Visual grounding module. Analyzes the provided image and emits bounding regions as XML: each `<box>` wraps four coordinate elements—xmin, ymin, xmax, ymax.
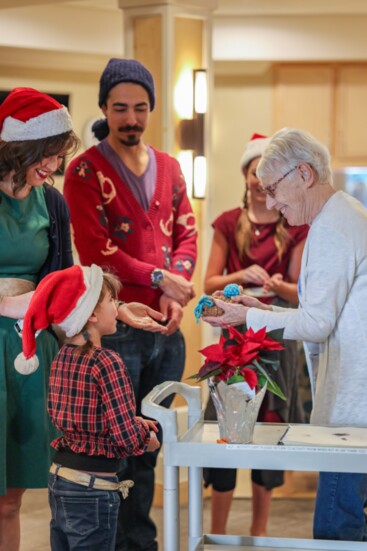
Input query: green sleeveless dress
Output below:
<box><xmin>0</xmin><ymin>186</ymin><xmax>59</xmax><ymax>495</ymax></box>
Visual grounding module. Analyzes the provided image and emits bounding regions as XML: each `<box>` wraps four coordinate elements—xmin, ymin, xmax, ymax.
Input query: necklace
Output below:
<box><xmin>254</xmin><ymin>226</ymin><xmax>262</xmax><ymax>237</ymax></box>
<box><xmin>246</xmin><ymin>210</ymin><xmax>279</xmax><ymax>237</ymax></box>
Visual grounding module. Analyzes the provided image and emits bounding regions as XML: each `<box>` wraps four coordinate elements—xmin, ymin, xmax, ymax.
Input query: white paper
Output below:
<box><xmin>279</xmin><ymin>424</ymin><xmax>367</xmax><ymax>448</ymax></box>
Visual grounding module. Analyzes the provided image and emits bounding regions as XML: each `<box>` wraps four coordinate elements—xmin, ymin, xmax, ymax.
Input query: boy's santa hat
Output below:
<box><xmin>14</xmin><ymin>265</ymin><xmax>103</xmax><ymax>375</ymax></box>
<box><xmin>240</xmin><ymin>133</ymin><xmax>271</xmax><ymax>170</ymax></box>
<box><xmin>0</xmin><ymin>87</ymin><xmax>73</xmax><ymax>142</ymax></box>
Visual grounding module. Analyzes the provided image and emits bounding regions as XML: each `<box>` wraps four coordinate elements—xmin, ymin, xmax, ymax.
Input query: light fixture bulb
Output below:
<box><xmin>194</xmin><ymin>70</ymin><xmax>207</xmax><ymax>114</ymax></box>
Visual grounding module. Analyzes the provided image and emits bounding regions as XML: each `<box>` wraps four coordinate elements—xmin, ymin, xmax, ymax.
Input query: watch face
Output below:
<box><xmin>152</xmin><ymin>269</ymin><xmax>164</xmax><ymax>286</ymax></box>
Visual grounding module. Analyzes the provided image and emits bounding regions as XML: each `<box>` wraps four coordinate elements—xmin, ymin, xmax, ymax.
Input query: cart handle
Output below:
<box><xmin>142</xmin><ymin>381</ymin><xmax>202</xmax><ymax>443</ymax></box>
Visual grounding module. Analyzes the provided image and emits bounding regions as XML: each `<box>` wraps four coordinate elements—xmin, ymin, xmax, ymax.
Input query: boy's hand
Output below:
<box><xmin>136</xmin><ymin>416</ymin><xmax>159</xmax><ymax>432</ymax></box>
<box><xmin>146</xmin><ymin>432</ymin><xmax>160</xmax><ymax>452</ymax></box>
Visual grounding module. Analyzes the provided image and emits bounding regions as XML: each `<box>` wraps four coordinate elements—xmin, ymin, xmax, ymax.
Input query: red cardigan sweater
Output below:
<box><xmin>64</xmin><ymin>146</ymin><xmax>197</xmax><ymax>310</ymax></box>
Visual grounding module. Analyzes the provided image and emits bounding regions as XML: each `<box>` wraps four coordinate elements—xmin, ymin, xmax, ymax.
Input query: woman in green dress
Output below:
<box><xmin>0</xmin><ymin>87</ymin><xmax>79</xmax><ymax>551</ymax></box>
<box><xmin>0</xmin><ymin>88</ymin><xmax>170</xmax><ymax>551</ymax></box>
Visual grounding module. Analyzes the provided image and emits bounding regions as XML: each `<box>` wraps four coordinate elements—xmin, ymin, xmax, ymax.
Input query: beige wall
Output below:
<box><xmin>210</xmin><ymin>70</ymin><xmax>273</xmax><ymax>221</ymax></box>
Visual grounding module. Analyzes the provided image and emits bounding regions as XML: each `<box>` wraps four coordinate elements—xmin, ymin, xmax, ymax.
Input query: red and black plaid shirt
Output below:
<box><xmin>47</xmin><ymin>344</ymin><xmax>150</xmax><ymax>458</ymax></box>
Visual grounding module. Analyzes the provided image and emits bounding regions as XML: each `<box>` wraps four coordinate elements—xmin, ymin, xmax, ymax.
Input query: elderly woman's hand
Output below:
<box><xmin>231</xmin><ymin>294</ymin><xmax>271</xmax><ymax>310</ymax></box>
<box><xmin>202</xmin><ymin>298</ymin><xmax>249</xmax><ymax>327</ymax></box>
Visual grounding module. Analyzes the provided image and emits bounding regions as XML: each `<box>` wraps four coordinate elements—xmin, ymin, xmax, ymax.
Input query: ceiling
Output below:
<box><xmin>2</xmin><ymin>0</ymin><xmax>367</xmax><ymax>14</ymax></box>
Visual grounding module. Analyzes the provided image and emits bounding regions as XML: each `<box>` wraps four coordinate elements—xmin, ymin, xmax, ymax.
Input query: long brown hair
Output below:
<box><xmin>235</xmin><ymin>173</ymin><xmax>290</xmax><ymax>263</ymax></box>
<box><xmin>78</xmin><ymin>272</ymin><xmax>122</xmax><ymax>355</ymax></box>
<box><xmin>0</xmin><ymin>131</ymin><xmax>80</xmax><ymax>196</ymax></box>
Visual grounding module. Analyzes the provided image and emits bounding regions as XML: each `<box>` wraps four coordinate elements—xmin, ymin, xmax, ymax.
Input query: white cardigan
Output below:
<box><xmin>247</xmin><ymin>191</ymin><xmax>367</xmax><ymax>426</ymax></box>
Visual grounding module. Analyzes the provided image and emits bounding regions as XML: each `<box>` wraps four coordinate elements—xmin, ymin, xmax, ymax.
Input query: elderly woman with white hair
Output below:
<box><xmin>203</xmin><ymin>127</ymin><xmax>367</xmax><ymax>542</ymax></box>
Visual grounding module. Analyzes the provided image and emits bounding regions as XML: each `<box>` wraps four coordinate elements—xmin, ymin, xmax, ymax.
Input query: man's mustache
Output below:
<box><xmin>118</xmin><ymin>125</ymin><xmax>143</xmax><ymax>133</ymax></box>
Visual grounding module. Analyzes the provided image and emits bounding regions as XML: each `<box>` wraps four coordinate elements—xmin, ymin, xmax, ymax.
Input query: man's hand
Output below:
<box><xmin>118</xmin><ymin>302</ymin><xmax>168</xmax><ymax>334</ymax></box>
<box><xmin>159</xmin><ymin>294</ymin><xmax>183</xmax><ymax>336</ymax></box>
<box><xmin>159</xmin><ymin>271</ymin><xmax>195</xmax><ymax>306</ymax></box>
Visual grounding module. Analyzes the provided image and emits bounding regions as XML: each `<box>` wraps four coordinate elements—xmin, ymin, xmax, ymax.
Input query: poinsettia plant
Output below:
<box><xmin>189</xmin><ymin>326</ymin><xmax>286</xmax><ymax>400</ymax></box>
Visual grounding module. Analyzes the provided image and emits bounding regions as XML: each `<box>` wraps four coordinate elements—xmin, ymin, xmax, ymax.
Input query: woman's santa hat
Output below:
<box><xmin>0</xmin><ymin>87</ymin><xmax>73</xmax><ymax>142</ymax></box>
<box><xmin>240</xmin><ymin>133</ymin><xmax>271</xmax><ymax>170</ymax></box>
<box><xmin>14</xmin><ymin>265</ymin><xmax>103</xmax><ymax>375</ymax></box>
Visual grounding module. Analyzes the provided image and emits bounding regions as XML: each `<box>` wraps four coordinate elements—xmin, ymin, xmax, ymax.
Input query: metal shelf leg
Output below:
<box><xmin>188</xmin><ymin>466</ymin><xmax>203</xmax><ymax>551</ymax></box>
<box><xmin>164</xmin><ymin>465</ymin><xmax>180</xmax><ymax>551</ymax></box>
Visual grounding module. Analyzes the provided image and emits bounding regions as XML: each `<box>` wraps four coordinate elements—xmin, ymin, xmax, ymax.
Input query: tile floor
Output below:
<box><xmin>20</xmin><ymin>489</ymin><xmax>314</xmax><ymax>550</ymax></box>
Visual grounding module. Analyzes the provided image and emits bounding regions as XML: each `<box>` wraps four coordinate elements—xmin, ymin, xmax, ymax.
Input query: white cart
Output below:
<box><xmin>142</xmin><ymin>381</ymin><xmax>367</xmax><ymax>551</ymax></box>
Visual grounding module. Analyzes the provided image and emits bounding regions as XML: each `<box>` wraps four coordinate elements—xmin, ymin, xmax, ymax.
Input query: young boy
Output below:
<box><xmin>14</xmin><ymin>264</ymin><xmax>160</xmax><ymax>551</ymax></box>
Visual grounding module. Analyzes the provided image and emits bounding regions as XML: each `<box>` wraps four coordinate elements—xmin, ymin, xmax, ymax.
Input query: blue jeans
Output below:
<box><xmin>314</xmin><ymin>472</ymin><xmax>367</xmax><ymax>541</ymax></box>
<box><xmin>102</xmin><ymin>324</ymin><xmax>185</xmax><ymax>551</ymax></box>
<box><xmin>48</xmin><ymin>471</ymin><xmax>120</xmax><ymax>551</ymax></box>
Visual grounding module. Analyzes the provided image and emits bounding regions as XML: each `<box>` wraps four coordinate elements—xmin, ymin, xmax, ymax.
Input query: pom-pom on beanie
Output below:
<box><xmin>14</xmin><ymin>265</ymin><xmax>103</xmax><ymax>375</ymax></box>
<box><xmin>240</xmin><ymin>133</ymin><xmax>271</xmax><ymax>171</ymax></box>
<box><xmin>0</xmin><ymin>87</ymin><xmax>73</xmax><ymax>142</ymax></box>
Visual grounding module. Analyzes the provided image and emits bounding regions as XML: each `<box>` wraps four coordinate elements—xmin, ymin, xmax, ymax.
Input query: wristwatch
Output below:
<box><xmin>151</xmin><ymin>268</ymin><xmax>164</xmax><ymax>289</ymax></box>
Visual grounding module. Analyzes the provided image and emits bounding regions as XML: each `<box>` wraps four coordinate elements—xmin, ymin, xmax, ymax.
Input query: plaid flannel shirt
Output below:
<box><xmin>47</xmin><ymin>344</ymin><xmax>150</xmax><ymax>458</ymax></box>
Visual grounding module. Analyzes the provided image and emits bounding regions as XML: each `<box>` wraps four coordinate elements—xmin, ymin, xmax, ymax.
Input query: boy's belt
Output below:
<box><xmin>50</xmin><ymin>463</ymin><xmax>134</xmax><ymax>499</ymax></box>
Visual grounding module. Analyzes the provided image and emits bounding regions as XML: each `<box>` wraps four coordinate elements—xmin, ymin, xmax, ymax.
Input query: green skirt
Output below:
<box><xmin>0</xmin><ymin>316</ymin><xmax>59</xmax><ymax>495</ymax></box>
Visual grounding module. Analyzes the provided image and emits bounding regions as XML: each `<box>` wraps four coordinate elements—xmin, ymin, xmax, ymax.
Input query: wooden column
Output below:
<box><xmin>119</xmin><ymin>0</ymin><xmax>216</xmax><ymax>384</ymax></box>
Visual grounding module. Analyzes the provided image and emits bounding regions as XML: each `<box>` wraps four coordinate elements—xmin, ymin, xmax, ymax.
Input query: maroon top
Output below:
<box><xmin>213</xmin><ymin>207</ymin><xmax>308</xmax><ymax>283</ymax></box>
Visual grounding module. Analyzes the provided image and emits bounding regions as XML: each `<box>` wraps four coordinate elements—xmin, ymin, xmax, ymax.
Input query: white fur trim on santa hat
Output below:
<box><xmin>240</xmin><ymin>136</ymin><xmax>271</xmax><ymax>170</ymax></box>
<box><xmin>1</xmin><ymin>105</ymin><xmax>73</xmax><ymax>142</ymax></box>
<box><xmin>14</xmin><ymin>353</ymin><xmax>39</xmax><ymax>375</ymax></box>
<box><xmin>59</xmin><ymin>264</ymin><xmax>103</xmax><ymax>338</ymax></box>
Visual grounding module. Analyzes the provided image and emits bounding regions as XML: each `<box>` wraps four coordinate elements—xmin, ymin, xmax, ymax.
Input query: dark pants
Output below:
<box><xmin>102</xmin><ymin>323</ymin><xmax>185</xmax><ymax>551</ymax></box>
<box><xmin>48</xmin><ymin>472</ymin><xmax>120</xmax><ymax>551</ymax></box>
<box><xmin>314</xmin><ymin>472</ymin><xmax>367</xmax><ymax>541</ymax></box>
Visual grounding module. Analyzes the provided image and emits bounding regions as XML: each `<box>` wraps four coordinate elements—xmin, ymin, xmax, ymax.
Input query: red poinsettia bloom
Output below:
<box><xmin>242</xmin><ymin>326</ymin><xmax>284</xmax><ymax>352</ymax></box>
<box><xmin>192</xmin><ymin>326</ymin><xmax>285</xmax><ymax>400</ymax></box>
<box><xmin>239</xmin><ymin>367</ymin><xmax>258</xmax><ymax>389</ymax></box>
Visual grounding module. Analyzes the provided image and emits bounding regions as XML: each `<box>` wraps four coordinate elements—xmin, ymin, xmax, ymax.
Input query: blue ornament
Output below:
<box><xmin>223</xmin><ymin>283</ymin><xmax>241</xmax><ymax>298</ymax></box>
<box><xmin>194</xmin><ymin>295</ymin><xmax>215</xmax><ymax>323</ymax></box>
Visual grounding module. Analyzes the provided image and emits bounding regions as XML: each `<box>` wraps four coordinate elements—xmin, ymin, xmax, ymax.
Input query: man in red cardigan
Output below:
<box><xmin>64</xmin><ymin>58</ymin><xmax>197</xmax><ymax>551</ymax></box>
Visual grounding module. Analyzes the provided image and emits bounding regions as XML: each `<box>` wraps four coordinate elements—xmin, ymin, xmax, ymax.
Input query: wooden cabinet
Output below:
<box><xmin>275</xmin><ymin>63</ymin><xmax>367</xmax><ymax>165</ymax></box>
<box><xmin>336</xmin><ymin>66</ymin><xmax>367</xmax><ymax>160</ymax></box>
<box><xmin>274</xmin><ymin>65</ymin><xmax>334</xmax><ymax>151</ymax></box>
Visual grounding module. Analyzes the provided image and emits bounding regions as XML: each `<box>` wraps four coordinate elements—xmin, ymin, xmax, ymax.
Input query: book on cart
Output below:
<box><xmin>278</xmin><ymin>424</ymin><xmax>367</xmax><ymax>448</ymax></box>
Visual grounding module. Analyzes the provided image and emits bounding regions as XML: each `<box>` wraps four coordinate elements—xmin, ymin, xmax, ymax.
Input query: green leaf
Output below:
<box><xmin>258</xmin><ymin>358</ymin><xmax>281</xmax><ymax>370</ymax></box>
<box><xmin>266</xmin><ymin>379</ymin><xmax>286</xmax><ymax>400</ymax></box>
<box><xmin>227</xmin><ymin>374</ymin><xmax>245</xmax><ymax>385</ymax></box>
<box><xmin>194</xmin><ymin>368</ymin><xmax>223</xmax><ymax>382</ymax></box>
<box><xmin>253</xmin><ymin>359</ymin><xmax>286</xmax><ymax>401</ymax></box>
<box><xmin>266</xmin><ymin>328</ymin><xmax>285</xmax><ymax>341</ymax></box>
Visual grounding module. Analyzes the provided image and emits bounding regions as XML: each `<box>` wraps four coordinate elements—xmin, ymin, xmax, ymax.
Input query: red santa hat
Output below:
<box><xmin>14</xmin><ymin>264</ymin><xmax>103</xmax><ymax>375</ymax></box>
<box><xmin>0</xmin><ymin>87</ymin><xmax>73</xmax><ymax>142</ymax></box>
<box><xmin>240</xmin><ymin>133</ymin><xmax>271</xmax><ymax>170</ymax></box>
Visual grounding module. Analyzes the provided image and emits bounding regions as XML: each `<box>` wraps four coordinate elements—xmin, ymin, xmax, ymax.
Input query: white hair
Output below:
<box><xmin>257</xmin><ymin>128</ymin><xmax>332</xmax><ymax>184</ymax></box>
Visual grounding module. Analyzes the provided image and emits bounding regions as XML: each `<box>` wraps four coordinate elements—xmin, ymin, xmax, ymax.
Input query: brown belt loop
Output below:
<box><xmin>88</xmin><ymin>474</ymin><xmax>96</xmax><ymax>490</ymax></box>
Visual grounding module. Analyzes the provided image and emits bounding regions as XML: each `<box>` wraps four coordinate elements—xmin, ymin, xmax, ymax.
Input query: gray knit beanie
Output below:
<box><xmin>98</xmin><ymin>58</ymin><xmax>155</xmax><ymax>110</ymax></box>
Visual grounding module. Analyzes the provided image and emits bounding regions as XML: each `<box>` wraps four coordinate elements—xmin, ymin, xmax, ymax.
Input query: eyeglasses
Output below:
<box><xmin>261</xmin><ymin>166</ymin><xmax>298</xmax><ymax>198</ymax></box>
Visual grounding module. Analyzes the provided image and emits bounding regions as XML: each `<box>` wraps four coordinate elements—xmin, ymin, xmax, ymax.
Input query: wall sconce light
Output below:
<box><xmin>177</xmin><ymin>69</ymin><xmax>207</xmax><ymax>199</ymax></box>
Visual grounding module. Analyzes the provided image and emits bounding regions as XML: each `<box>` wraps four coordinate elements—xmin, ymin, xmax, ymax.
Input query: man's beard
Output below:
<box><xmin>119</xmin><ymin>125</ymin><xmax>143</xmax><ymax>147</ymax></box>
